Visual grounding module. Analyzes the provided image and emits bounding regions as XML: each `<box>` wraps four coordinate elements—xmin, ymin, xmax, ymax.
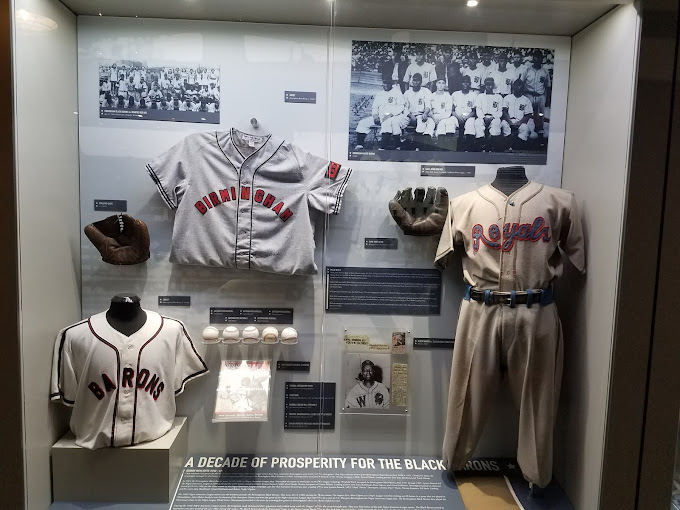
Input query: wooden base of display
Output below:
<box><xmin>51</xmin><ymin>416</ymin><xmax>187</xmax><ymax>503</ymax></box>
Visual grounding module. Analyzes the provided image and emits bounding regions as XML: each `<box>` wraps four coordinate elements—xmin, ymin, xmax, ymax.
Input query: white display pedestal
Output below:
<box><xmin>51</xmin><ymin>417</ymin><xmax>187</xmax><ymax>503</ymax></box>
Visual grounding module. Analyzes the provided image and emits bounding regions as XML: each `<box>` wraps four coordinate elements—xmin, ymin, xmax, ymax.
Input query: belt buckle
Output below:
<box><xmin>498</xmin><ymin>294</ymin><xmax>511</xmax><ymax>306</ymax></box>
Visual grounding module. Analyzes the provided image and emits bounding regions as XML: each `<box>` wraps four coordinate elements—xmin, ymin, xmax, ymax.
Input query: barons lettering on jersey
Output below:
<box><xmin>472</xmin><ymin>217</ymin><xmax>552</xmax><ymax>252</ymax></box>
<box><xmin>194</xmin><ymin>185</ymin><xmax>294</xmax><ymax>222</ymax></box>
<box><xmin>88</xmin><ymin>367</ymin><xmax>165</xmax><ymax>401</ymax></box>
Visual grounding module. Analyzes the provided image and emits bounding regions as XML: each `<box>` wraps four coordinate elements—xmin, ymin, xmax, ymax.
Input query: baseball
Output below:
<box><xmin>242</xmin><ymin>325</ymin><xmax>260</xmax><ymax>344</ymax></box>
<box><xmin>262</xmin><ymin>326</ymin><xmax>279</xmax><ymax>344</ymax></box>
<box><xmin>201</xmin><ymin>326</ymin><xmax>220</xmax><ymax>344</ymax></box>
<box><xmin>222</xmin><ymin>326</ymin><xmax>240</xmax><ymax>344</ymax></box>
<box><xmin>281</xmin><ymin>327</ymin><xmax>298</xmax><ymax>345</ymax></box>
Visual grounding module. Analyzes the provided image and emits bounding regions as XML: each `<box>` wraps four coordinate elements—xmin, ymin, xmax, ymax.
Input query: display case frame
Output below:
<box><xmin>2</xmin><ymin>1</ymin><xmax>679</xmax><ymax>509</ymax></box>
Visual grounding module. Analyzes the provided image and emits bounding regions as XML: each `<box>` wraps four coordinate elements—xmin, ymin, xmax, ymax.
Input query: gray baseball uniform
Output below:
<box><xmin>50</xmin><ymin>310</ymin><xmax>207</xmax><ymax>449</ymax></box>
<box><xmin>435</xmin><ymin>181</ymin><xmax>585</xmax><ymax>487</ymax></box>
<box><xmin>345</xmin><ymin>381</ymin><xmax>390</xmax><ymax>409</ymax></box>
<box><xmin>146</xmin><ymin>128</ymin><xmax>352</xmax><ymax>275</ymax></box>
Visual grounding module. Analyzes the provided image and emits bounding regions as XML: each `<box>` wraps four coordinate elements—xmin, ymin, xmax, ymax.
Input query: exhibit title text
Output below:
<box><xmin>184</xmin><ymin>456</ymin><xmax>446</xmax><ymax>471</ymax></box>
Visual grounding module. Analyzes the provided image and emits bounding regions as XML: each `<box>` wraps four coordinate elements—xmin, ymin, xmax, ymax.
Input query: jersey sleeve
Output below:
<box><xmin>50</xmin><ymin>329</ymin><xmax>77</xmax><ymax>407</ymax></box>
<box><xmin>559</xmin><ymin>193</ymin><xmax>586</xmax><ymax>274</ymax></box>
<box><xmin>473</xmin><ymin>94</ymin><xmax>483</xmax><ymax>111</ymax></box>
<box><xmin>435</xmin><ymin>200</ymin><xmax>456</xmax><ymax>270</ymax></box>
<box><xmin>145</xmin><ymin>134</ymin><xmax>205</xmax><ymax>210</ymax></box>
<box><xmin>174</xmin><ymin>323</ymin><xmax>208</xmax><ymax>396</ymax></box>
<box><xmin>295</xmin><ymin>147</ymin><xmax>353</xmax><ymax>215</ymax></box>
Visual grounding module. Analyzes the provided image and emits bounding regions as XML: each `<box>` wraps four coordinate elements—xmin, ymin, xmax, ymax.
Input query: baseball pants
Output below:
<box><xmin>356</xmin><ymin>115</ymin><xmax>408</xmax><ymax>136</ymax></box>
<box><xmin>475</xmin><ymin>116</ymin><xmax>508</xmax><ymax>138</ymax></box>
<box><xmin>422</xmin><ymin>115</ymin><xmax>458</xmax><ymax>136</ymax></box>
<box><xmin>454</xmin><ymin>115</ymin><xmax>476</xmax><ymax>136</ymax></box>
<box><xmin>530</xmin><ymin>94</ymin><xmax>547</xmax><ymax>115</ymax></box>
<box><xmin>442</xmin><ymin>298</ymin><xmax>563</xmax><ymax>488</ymax></box>
<box><xmin>502</xmin><ymin>120</ymin><xmax>530</xmax><ymax>140</ymax></box>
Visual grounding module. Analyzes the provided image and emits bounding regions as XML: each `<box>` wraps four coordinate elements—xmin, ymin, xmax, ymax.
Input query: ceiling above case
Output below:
<box><xmin>58</xmin><ymin>0</ymin><xmax>633</xmax><ymax>36</ymax></box>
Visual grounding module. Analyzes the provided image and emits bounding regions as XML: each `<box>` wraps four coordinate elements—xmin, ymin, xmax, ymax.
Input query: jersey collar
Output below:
<box><xmin>88</xmin><ymin>309</ymin><xmax>162</xmax><ymax>343</ymax></box>
<box><xmin>216</xmin><ymin>129</ymin><xmax>284</xmax><ymax>172</ymax></box>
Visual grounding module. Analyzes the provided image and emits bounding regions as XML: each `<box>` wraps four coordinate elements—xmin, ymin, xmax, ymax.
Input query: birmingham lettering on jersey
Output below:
<box><xmin>87</xmin><ymin>367</ymin><xmax>165</xmax><ymax>401</ymax></box>
<box><xmin>472</xmin><ymin>217</ymin><xmax>552</xmax><ymax>252</ymax></box>
<box><xmin>194</xmin><ymin>185</ymin><xmax>293</xmax><ymax>222</ymax></box>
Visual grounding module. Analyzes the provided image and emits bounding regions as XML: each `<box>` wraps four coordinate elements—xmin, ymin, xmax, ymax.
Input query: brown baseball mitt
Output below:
<box><xmin>388</xmin><ymin>187</ymin><xmax>449</xmax><ymax>236</ymax></box>
<box><xmin>84</xmin><ymin>213</ymin><xmax>150</xmax><ymax>265</ymax></box>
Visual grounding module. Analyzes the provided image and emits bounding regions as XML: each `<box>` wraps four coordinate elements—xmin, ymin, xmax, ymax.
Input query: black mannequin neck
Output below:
<box><xmin>491</xmin><ymin>166</ymin><xmax>529</xmax><ymax>196</ymax></box>
<box><xmin>106</xmin><ymin>294</ymin><xmax>146</xmax><ymax>336</ymax></box>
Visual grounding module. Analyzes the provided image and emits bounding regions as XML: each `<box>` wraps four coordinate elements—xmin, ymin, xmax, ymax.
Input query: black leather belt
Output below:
<box><xmin>464</xmin><ymin>285</ymin><xmax>553</xmax><ymax>307</ymax></box>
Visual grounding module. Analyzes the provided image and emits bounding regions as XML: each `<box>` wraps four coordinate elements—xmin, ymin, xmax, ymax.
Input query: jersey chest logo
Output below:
<box><xmin>88</xmin><ymin>367</ymin><xmax>165</xmax><ymax>401</ymax></box>
<box><xmin>195</xmin><ymin>185</ymin><xmax>294</xmax><ymax>223</ymax></box>
<box><xmin>472</xmin><ymin>217</ymin><xmax>552</xmax><ymax>252</ymax></box>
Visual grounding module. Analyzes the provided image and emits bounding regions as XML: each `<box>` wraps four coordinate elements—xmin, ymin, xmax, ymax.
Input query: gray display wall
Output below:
<box><xmin>77</xmin><ymin>16</ymin><xmax>569</xmax><ymax>459</ymax></box>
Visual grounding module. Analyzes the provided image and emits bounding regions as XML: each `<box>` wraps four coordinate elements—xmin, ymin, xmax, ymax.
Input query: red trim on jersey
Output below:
<box><xmin>131</xmin><ymin>317</ymin><xmax>165</xmax><ymax>445</ymax></box>
<box><xmin>162</xmin><ymin>316</ymin><xmax>208</xmax><ymax>394</ymax></box>
<box><xmin>88</xmin><ymin>318</ymin><xmax>121</xmax><ymax>448</ymax></box>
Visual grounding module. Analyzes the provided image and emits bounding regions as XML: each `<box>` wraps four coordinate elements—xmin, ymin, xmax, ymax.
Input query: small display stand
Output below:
<box><xmin>51</xmin><ymin>417</ymin><xmax>187</xmax><ymax>503</ymax></box>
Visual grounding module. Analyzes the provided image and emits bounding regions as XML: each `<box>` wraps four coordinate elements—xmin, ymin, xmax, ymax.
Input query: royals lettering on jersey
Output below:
<box><xmin>194</xmin><ymin>184</ymin><xmax>294</xmax><ymax>223</ymax></box>
<box><xmin>471</xmin><ymin>217</ymin><xmax>552</xmax><ymax>252</ymax></box>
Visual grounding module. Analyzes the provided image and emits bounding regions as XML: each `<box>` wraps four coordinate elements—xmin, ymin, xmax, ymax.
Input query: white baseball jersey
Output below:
<box><xmin>371</xmin><ymin>87</ymin><xmax>406</xmax><ymax>119</ymax></box>
<box><xmin>429</xmin><ymin>91</ymin><xmax>453</xmax><ymax>117</ymax></box>
<box><xmin>462</xmin><ymin>66</ymin><xmax>483</xmax><ymax>90</ymax></box>
<box><xmin>404</xmin><ymin>87</ymin><xmax>432</xmax><ymax>116</ymax></box>
<box><xmin>146</xmin><ymin>129</ymin><xmax>352</xmax><ymax>275</ymax></box>
<box><xmin>478</xmin><ymin>63</ymin><xmax>497</xmax><ymax>83</ymax></box>
<box><xmin>524</xmin><ymin>65</ymin><xmax>552</xmax><ymax>95</ymax></box>
<box><xmin>50</xmin><ymin>310</ymin><xmax>207</xmax><ymax>450</ymax></box>
<box><xmin>475</xmin><ymin>93</ymin><xmax>504</xmax><ymax>118</ymax></box>
<box><xmin>435</xmin><ymin>181</ymin><xmax>585</xmax><ymax>487</ymax></box>
<box><xmin>511</xmin><ymin>63</ymin><xmax>528</xmax><ymax>82</ymax></box>
<box><xmin>503</xmin><ymin>94</ymin><xmax>534</xmax><ymax>120</ymax></box>
<box><xmin>403</xmin><ymin>62</ymin><xmax>437</xmax><ymax>86</ymax></box>
<box><xmin>490</xmin><ymin>68</ymin><xmax>518</xmax><ymax>95</ymax></box>
<box><xmin>452</xmin><ymin>90</ymin><xmax>476</xmax><ymax>115</ymax></box>
<box><xmin>345</xmin><ymin>382</ymin><xmax>390</xmax><ymax>409</ymax></box>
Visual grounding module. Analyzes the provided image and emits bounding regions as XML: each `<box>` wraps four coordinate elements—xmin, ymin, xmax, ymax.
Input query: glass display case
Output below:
<box><xmin>4</xmin><ymin>1</ymin><xmax>679</xmax><ymax>509</ymax></box>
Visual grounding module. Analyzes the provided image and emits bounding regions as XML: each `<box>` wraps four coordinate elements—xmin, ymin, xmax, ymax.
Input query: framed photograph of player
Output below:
<box><xmin>342</xmin><ymin>353</ymin><xmax>394</xmax><ymax>414</ymax></box>
<box><xmin>348</xmin><ymin>41</ymin><xmax>554</xmax><ymax>165</ymax></box>
<box><xmin>99</xmin><ymin>60</ymin><xmax>221</xmax><ymax>123</ymax></box>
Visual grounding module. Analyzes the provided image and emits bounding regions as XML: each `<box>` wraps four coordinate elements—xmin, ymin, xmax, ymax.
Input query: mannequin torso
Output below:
<box><xmin>490</xmin><ymin>166</ymin><xmax>529</xmax><ymax>196</ymax></box>
<box><xmin>106</xmin><ymin>293</ymin><xmax>146</xmax><ymax>336</ymax></box>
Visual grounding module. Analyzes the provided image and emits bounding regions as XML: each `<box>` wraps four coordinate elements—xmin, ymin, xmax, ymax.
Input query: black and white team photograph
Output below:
<box><xmin>343</xmin><ymin>354</ymin><xmax>391</xmax><ymax>411</ymax></box>
<box><xmin>349</xmin><ymin>41</ymin><xmax>555</xmax><ymax>164</ymax></box>
<box><xmin>99</xmin><ymin>60</ymin><xmax>221</xmax><ymax>123</ymax></box>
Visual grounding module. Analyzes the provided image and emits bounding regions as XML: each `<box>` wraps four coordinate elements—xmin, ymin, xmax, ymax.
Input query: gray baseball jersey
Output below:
<box><xmin>50</xmin><ymin>310</ymin><xmax>207</xmax><ymax>450</ymax></box>
<box><xmin>146</xmin><ymin>129</ymin><xmax>352</xmax><ymax>275</ymax></box>
<box><xmin>435</xmin><ymin>181</ymin><xmax>585</xmax><ymax>487</ymax></box>
<box><xmin>344</xmin><ymin>382</ymin><xmax>390</xmax><ymax>409</ymax></box>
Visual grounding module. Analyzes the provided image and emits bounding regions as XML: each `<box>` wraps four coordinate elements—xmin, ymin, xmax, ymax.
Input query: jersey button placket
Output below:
<box><xmin>235</xmin><ymin>167</ymin><xmax>252</xmax><ymax>269</ymax></box>
<box><xmin>500</xmin><ymin>199</ymin><xmax>518</xmax><ymax>291</ymax></box>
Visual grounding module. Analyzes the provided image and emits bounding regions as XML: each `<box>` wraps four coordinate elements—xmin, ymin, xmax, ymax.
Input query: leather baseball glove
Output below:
<box><xmin>388</xmin><ymin>187</ymin><xmax>449</xmax><ymax>236</ymax></box>
<box><xmin>84</xmin><ymin>213</ymin><xmax>150</xmax><ymax>265</ymax></box>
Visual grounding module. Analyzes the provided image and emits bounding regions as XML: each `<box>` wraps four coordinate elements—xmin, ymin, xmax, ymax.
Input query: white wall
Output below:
<box><xmin>557</xmin><ymin>4</ymin><xmax>640</xmax><ymax>508</ymax></box>
<box><xmin>13</xmin><ymin>0</ymin><xmax>80</xmax><ymax>508</ymax></box>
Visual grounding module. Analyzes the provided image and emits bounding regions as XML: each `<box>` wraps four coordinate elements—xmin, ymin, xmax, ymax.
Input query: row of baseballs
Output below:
<box><xmin>202</xmin><ymin>325</ymin><xmax>298</xmax><ymax>345</ymax></box>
